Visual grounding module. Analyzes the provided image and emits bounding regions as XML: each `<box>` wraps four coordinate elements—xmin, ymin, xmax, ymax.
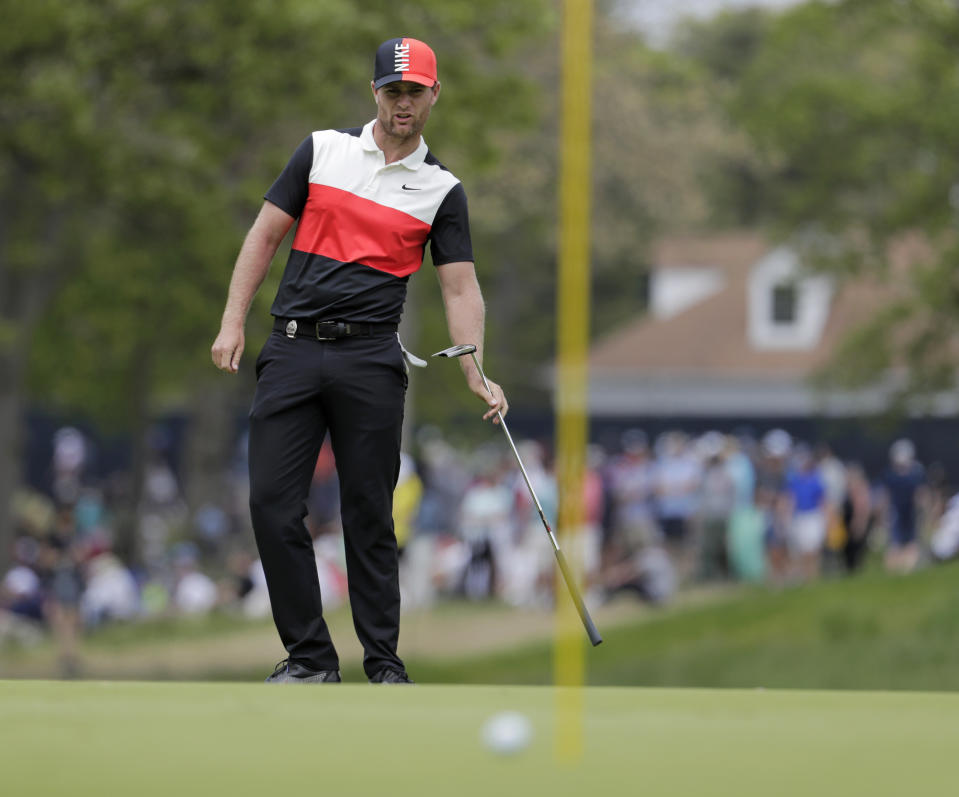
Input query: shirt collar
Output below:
<box><xmin>361</xmin><ymin>120</ymin><xmax>429</xmax><ymax>170</ymax></box>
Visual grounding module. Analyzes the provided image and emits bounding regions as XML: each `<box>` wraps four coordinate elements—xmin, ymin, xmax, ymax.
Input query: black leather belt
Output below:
<box><xmin>274</xmin><ymin>318</ymin><xmax>397</xmax><ymax>340</ymax></box>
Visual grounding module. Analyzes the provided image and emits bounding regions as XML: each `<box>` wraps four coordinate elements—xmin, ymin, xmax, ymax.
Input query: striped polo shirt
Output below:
<box><xmin>264</xmin><ymin>120</ymin><xmax>473</xmax><ymax>324</ymax></box>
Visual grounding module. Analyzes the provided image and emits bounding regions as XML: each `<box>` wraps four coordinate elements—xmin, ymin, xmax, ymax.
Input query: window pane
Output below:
<box><xmin>772</xmin><ymin>284</ymin><xmax>797</xmax><ymax>324</ymax></box>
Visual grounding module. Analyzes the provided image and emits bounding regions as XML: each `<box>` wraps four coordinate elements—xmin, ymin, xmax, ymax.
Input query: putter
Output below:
<box><xmin>433</xmin><ymin>344</ymin><xmax>603</xmax><ymax>646</ymax></box>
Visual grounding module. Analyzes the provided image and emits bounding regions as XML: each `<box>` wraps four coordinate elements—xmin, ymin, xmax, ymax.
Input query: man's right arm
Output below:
<box><xmin>211</xmin><ymin>201</ymin><xmax>295</xmax><ymax>373</ymax></box>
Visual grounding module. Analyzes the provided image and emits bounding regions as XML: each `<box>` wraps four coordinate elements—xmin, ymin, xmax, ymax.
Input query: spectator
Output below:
<box><xmin>653</xmin><ymin>431</ymin><xmax>702</xmax><ymax>581</ymax></box>
<box><xmin>816</xmin><ymin>443</ymin><xmax>848</xmax><ymax>566</ymax></box>
<box><xmin>726</xmin><ymin>485</ymin><xmax>771</xmax><ymax>583</ymax></box>
<box><xmin>784</xmin><ymin>445</ymin><xmax>828</xmax><ymax>582</ymax></box>
<box><xmin>757</xmin><ymin>429</ymin><xmax>793</xmax><ymax>583</ymax></box>
<box><xmin>696</xmin><ymin>433</ymin><xmax>736</xmax><ymax>582</ymax></box>
<box><xmin>0</xmin><ymin>563</ymin><xmax>45</xmax><ymax>645</ymax></box>
<box><xmin>507</xmin><ymin>441</ymin><xmax>558</xmax><ymax>604</ymax></box>
<box><xmin>841</xmin><ymin>462</ymin><xmax>875</xmax><ymax>573</ymax></box>
<box><xmin>458</xmin><ymin>453</ymin><xmax>513</xmax><ymax>600</ymax></box>
<box><xmin>51</xmin><ymin>427</ymin><xmax>89</xmax><ymax>506</ymax></box>
<box><xmin>415</xmin><ymin>433</ymin><xmax>471</xmax><ymax>537</ymax></box>
<box><xmin>880</xmin><ymin>439</ymin><xmax>926</xmax><ymax>573</ymax></box>
<box><xmin>930</xmin><ymin>491</ymin><xmax>959</xmax><ymax>562</ymax></box>
<box><xmin>170</xmin><ymin>544</ymin><xmax>218</xmax><ymax>616</ymax></box>
<box><xmin>600</xmin><ymin>540</ymin><xmax>677</xmax><ymax>605</ymax></box>
<box><xmin>80</xmin><ymin>552</ymin><xmax>139</xmax><ymax>626</ymax></box>
<box><xmin>578</xmin><ymin>444</ymin><xmax>608</xmax><ymax>599</ymax></box>
<box><xmin>37</xmin><ymin>527</ymin><xmax>84</xmax><ymax>677</ymax></box>
<box><xmin>605</xmin><ymin>429</ymin><xmax>658</xmax><ymax>578</ymax></box>
<box><xmin>725</xmin><ymin>433</ymin><xmax>757</xmax><ymax>510</ymax></box>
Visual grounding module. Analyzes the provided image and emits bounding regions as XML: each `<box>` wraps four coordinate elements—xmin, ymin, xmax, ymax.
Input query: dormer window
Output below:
<box><xmin>771</xmin><ymin>283</ymin><xmax>797</xmax><ymax>324</ymax></box>
<box><xmin>748</xmin><ymin>247</ymin><xmax>833</xmax><ymax>350</ymax></box>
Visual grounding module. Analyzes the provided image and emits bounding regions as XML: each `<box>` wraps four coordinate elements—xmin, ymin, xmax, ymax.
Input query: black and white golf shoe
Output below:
<box><xmin>265</xmin><ymin>659</ymin><xmax>341</xmax><ymax>684</ymax></box>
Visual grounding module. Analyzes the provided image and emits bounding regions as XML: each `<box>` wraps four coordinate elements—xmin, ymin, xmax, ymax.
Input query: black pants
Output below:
<box><xmin>248</xmin><ymin>329</ymin><xmax>407</xmax><ymax>677</ymax></box>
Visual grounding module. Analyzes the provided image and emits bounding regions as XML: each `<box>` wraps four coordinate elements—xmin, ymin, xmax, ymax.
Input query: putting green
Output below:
<box><xmin>2</xmin><ymin>680</ymin><xmax>956</xmax><ymax>796</ymax></box>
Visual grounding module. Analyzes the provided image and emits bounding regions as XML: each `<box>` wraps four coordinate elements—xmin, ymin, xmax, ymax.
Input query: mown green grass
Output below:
<box><xmin>6</xmin><ymin>565</ymin><xmax>959</xmax><ymax>795</ymax></box>
<box><xmin>405</xmin><ymin>561</ymin><xmax>959</xmax><ymax>690</ymax></box>
<box><xmin>3</xmin><ymin>679</ymin><xmax>958</xmax><ymax>797</ymax></box>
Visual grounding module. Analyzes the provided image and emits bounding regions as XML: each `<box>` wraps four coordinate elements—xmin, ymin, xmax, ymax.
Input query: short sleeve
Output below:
<box><xmin>264</xmin><ymin>136</ymin><xmax>313</xmax><ymax>219</ymax></box>
<box><xmin>429</xmin><ymin>182</ymin><xmax>474</xmax><ymax>266</ymax></box>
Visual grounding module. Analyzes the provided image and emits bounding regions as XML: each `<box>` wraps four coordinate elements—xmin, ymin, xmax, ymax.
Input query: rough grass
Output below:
<box><xmin>5</xmin><ymin>560</ymin><xmax>959</xmax><ymax>691</ymax></box>
<box><xmin>407</xmin><ymin>560</ymin><xmax>959</xmax><ymax>691</ymax></box>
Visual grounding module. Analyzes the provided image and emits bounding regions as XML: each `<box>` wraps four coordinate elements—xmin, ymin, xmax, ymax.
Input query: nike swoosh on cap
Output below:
<box><xmin>401</xmin><ymin>184</ymin><xmax>421</xmax><ymax>191</ymax></box>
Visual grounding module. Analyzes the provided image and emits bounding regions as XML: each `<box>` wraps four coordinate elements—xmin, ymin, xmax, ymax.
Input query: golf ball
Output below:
<box><xmin>481</xmin><ymin>711</ymin><xmax>533</xmax><ymax>755</ymax></box>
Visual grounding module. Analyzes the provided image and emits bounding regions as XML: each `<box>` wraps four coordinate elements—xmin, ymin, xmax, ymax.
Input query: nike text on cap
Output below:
<box><xmin>373</xmin><ymin>37</ymin><xmax>437</xmax><ymax>89</ymax></box>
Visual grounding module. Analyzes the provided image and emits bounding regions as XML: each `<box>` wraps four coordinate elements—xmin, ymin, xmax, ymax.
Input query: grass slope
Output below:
<box><xmin>4</xmin><ymin>560</ymin><xmax>959</xmax><ymax>690</ymax></box>
<box><xmin>3</xmin><ymin>679</ymin><xmax>958</xmax><ymax>797</ymax></box>
<box><xmin>407</xmin><ymin>561</ymin><xmax>959</xmax><ymax>690</ymax></box>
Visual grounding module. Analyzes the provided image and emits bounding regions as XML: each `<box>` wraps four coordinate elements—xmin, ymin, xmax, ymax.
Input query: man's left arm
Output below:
<box><xmin>435</xmin><ymin>261</ymin><xmax>508</xmax><ymax>423</ymax></box>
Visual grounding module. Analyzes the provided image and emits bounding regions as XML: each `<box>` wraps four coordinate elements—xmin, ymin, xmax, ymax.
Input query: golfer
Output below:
<box><xmin>211</xmin><ymin>37</ymin><xmax>507</xmax><ymax>683</ymax></box>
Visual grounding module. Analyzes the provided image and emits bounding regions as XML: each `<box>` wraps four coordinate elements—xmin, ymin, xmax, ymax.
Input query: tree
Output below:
<box><xmin>409</xmin><ymin>12</ymin><xmax>757</xmax><ymax>430</ymax></box>
<box><xmin>671</xmin><ymin>7</ymin><xmax>775</xmax><ymax>227</ymax></box>
<box><xmin>2</xmin><ymin>0</ymin><xmax>553</xmax><ymax>567</ymax></box>
<box><xmin>726</xmin><ymin>0</ymin><xmax>959</xmax><ymax>402</ymax></box>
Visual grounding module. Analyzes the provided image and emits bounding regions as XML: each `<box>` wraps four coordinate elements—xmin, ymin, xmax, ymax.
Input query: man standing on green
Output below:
<box><xmin>211</xmin><ymin>37</ymin><xmax>507</xmax><ymax>683</ymax></box>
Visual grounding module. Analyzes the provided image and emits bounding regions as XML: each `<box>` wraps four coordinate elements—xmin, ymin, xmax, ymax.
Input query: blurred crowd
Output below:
<box><xmin>399</xmin><ymin>425</ymin><xmax>950</xmax><ymax>612</ymax></box>
<box><xmin>2</xmin><ymin>422</ymin><xmax>955</xmax><ymax>674</ymax></box>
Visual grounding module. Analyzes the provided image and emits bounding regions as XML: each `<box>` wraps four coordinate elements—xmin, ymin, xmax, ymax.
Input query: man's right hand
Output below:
<box><xmin>211</xmin><ymin>326</ymin><xmax>245</xmax><ymax>373</ymax></box>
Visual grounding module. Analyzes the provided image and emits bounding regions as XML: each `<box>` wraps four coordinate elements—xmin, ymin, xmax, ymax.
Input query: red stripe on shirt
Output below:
<box><xmin>291</xmin><ymin>183</ymin><xmax>430</xmax><ymax>278</ymax></box>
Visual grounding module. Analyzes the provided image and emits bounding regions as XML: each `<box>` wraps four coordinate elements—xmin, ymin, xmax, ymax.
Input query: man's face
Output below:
<box><xmin>372</xmin><ymin>80</ymin><xmax>440</xmax><ymax>141</ymax></box>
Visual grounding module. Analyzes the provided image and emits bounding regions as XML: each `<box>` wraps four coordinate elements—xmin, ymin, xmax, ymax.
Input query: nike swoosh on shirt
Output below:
<box><xmin>401</xmin><ymin>184</ymin><xmax>421</xmax><ymax>191</ymax></box>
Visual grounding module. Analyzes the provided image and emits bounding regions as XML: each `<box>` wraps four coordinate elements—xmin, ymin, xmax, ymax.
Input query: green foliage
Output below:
<box><xmin>2</xmin><ymin>0</ymin><xmax>553</xmax><ymax>428</ymax></box>
<box><xmin>725</xmin><ymin>0</ymin><xmax>959</xmax><ymax>399</ymax></box>
<box><xmin>415</xmin><ymin>13</ymin><xmax>763</xmax><ymax>423</ymax></box>
<box><xmin>675</xmin><ymin>8</ymin><xmax>771</xmax><ymax>86</ymax></box>
<box><xmin>5</xmin><ymin>0</ymin><xmax>761</xmax><ymax>440</ymax></box>
<box><xmin>18</xmin><ymin>0</ymin><xmax>957</xmax><ymax>486</ymax></box>
<box><xmin>811</xmin><ymin>302</ymin><xmax>908</xmax><ymax>390</ymax></box>
<box><xmin>670</xmin><ymin>8</ymin><xmax>775</xmax><ymax>226</ymax></box>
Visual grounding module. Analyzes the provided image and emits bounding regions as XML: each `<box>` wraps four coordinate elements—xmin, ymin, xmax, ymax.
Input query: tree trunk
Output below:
<box><xmin>0</xmin><ymin>351</ymin><xmax>24</xmax><ymax>574</ymax></box>
<box><xmin>0</xmin><ymin>199</ymin><xmax>70</xmax><ymax>571</ymax></box>
<box><xmin>113</xmin><ymin>343</ymin><xmax>153</xmax><ymax>567</ymax></box>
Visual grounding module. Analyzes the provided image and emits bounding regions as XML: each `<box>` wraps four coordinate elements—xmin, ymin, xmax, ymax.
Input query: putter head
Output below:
<box><xmin>432</xmin><ymin>344</ymin><xmax>477</xmax><ymax>359</ymax></box>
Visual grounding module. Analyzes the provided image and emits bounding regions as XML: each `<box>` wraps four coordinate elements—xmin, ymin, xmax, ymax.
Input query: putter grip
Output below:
<box><xmin>554</xmin><ymin>548</ymin><xmax>603</xmax><ymax>647</ymax></box>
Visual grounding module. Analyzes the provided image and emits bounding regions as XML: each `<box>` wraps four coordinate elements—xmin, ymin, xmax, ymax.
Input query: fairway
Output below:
<box><xmin>2</xmin><ymin>680</ymin><xmax>957</xmax><ymax>796</ymax></box>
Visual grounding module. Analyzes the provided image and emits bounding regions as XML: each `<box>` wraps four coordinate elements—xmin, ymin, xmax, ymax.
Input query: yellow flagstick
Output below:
<box><xmin>555</xmin><ymin>0</ymin><xmax>593</xmax><ymax>764</ymax></box>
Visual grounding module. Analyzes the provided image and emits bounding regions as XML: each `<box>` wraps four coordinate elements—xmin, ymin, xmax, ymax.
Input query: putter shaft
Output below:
<box><xmin>468</xmin><ymin>352</ymin><xmax>603</xmax><ymax>647</ymax></box>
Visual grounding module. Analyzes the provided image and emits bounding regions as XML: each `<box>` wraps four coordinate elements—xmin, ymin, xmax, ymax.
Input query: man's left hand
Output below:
<box><xmin>469</xmin><ymin>377</ymin><xmax>508</xmax><ymax>424</ymax></box>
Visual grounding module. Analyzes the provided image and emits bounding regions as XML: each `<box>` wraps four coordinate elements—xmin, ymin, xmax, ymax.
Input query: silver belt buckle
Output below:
<box><xmin>285</xmin><ymin>320</ymin><xmax>297</xmax><ymax>339</ymax></box>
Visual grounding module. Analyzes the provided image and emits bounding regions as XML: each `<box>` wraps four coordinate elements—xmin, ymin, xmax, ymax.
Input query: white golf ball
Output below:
<box><xmin>480</xmin><ymin>711</ymin><xmax>533</xmax><ymax>755</ymax></box>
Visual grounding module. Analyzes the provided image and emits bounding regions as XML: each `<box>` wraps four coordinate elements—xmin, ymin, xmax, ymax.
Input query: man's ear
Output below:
<box><xmin>431</xmin><ymin>81</ymin><xmax>441</xmax><ymax>105</ymax></box>
<box><xmin>371</xmin><ymin>80</ymin><xmax>377</xmax><ymax>100</ymax></box>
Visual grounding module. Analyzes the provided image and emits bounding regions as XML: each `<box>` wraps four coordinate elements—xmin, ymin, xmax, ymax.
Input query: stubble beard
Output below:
<box><xmin>379</xmin><ymin>102</ymin><xmax>431</xmax><ymax>142</ymax></box>
<box><xmin>386</xmin><ymin>115</ymin><xmax>424</xmax><ymax>141</ymax></box>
